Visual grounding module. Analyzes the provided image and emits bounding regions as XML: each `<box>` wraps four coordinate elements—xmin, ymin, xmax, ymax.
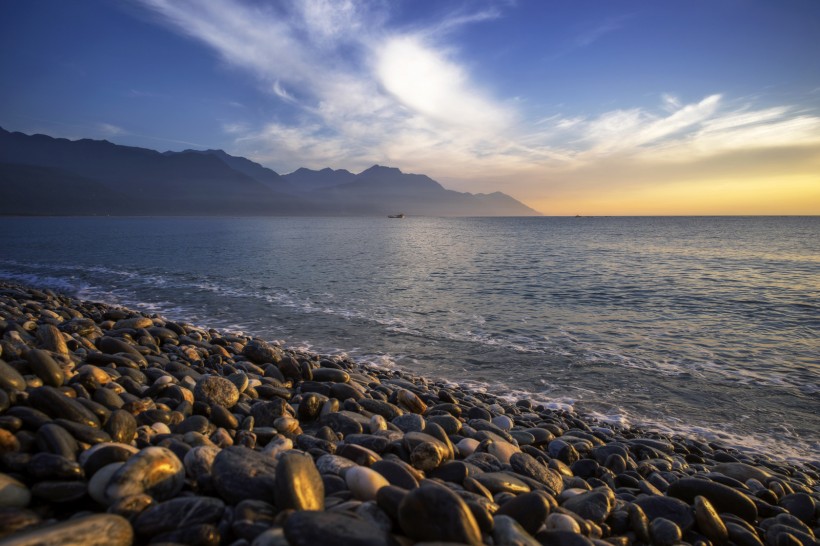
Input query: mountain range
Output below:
<box><xmin>0</xmin><ymin>127</ymin><xmax>540</xmax><ymax>216</ymax></box>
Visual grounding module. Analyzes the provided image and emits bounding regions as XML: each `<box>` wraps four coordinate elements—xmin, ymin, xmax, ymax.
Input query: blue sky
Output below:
<box><xmin>1</xmin><ymin>0</ymin><xmax>819</xmax><ymax>214</ymax></box>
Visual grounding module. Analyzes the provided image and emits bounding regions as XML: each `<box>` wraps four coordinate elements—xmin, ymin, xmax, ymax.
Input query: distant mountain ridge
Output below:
<box><xmin>0</xmin><ymin>127</ymin><xmax>541</xmax><ymax>216</ymax></box>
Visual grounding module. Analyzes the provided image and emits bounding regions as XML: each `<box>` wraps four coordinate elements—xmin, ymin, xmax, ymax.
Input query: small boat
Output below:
<box><xmin>388</xmin><ymin>214</ymin><xmax>405</xmax><ymax>218</ymax></box>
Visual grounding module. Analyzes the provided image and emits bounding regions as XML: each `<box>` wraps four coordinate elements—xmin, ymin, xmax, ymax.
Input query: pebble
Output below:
<box><xmin>0</xmin><ymin>473</ymin><xmax>31</xmax><ymax>508</ymax></box>
<box><xmin>650</xmin><ymin>517</ymin><xmax>683</xmax><ymax>546</ymax></box>
<box><xmin>346</xmin><ymin>465</ymin><xmax>391</xmax><ymax>501</ymax></box>
<box><xmin>105</xmin><ymin>446</ymin><xmax>185</xmax><ymax>502</ymax></box>
<box><xmin>274</xmin><ymin>450</ymin><xmax>324</xmax><ymax>510</ymax></box>
<box><xmin>194</xmin><ymin>375</ymin><xmax>240</xmax><ymax>408</ymax></box>
<box><xmin>695</xmin><ymin>494</ymin><xmax>729</xmax><ymax>543</ymax></box>
<box><xmin>0</xmin><ymin>514</ymin><xmax>133</xmax><ymax>546</ymax></box>
<box><xmin>398</xmin><ymin>482</ymin><xmax>483</xmax><ymax>545</ymax></box>
<box><xmin>546</xmin><ymin>512</ymin><xmax>582</xmax><ymax>533</ymax></box>
<box><xmin>667</xmin><ymin>477</ymin><xmax>758</xmax><ymax>523</ymax></box>
<box><xmin>212</xmin><ymin>445</ymin><xmax>279</xmax><ymax>504</ymax></box>
<box><xmin>133</xmin><ymin>495</ymin><xmax>225</xmax><ymax>536</ymax></box>
<box><xmin>1</xmin><ymin>282</ymin><xmax>818</xmax><ymax>546</ymax></box>
<box><xmin>493</xmin><ymin>514</ymin><xmax>542</xmax><ymax>546</ymax></box>
<box><xmin>284</xmin><ymin>510</ymin><xmax>392</xmax><ymax>546</ymax></box>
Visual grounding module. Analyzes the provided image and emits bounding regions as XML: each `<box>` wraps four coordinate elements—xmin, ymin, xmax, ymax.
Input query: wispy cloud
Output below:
<box><xmin>97</xmin><ymin>122</ymin><xmax>127</xmax><ymax>136</ymax></box>
<box><xmin>134</xmin><ymin>0</ymin><xmax>820</xmax><ymax>211</ymax></box>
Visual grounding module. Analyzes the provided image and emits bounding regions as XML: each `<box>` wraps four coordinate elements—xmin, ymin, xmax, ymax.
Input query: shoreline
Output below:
<box><xmin>0</xmin><ymin>281</ymin><xmax>817</xmax><ymax>545</ymax></box>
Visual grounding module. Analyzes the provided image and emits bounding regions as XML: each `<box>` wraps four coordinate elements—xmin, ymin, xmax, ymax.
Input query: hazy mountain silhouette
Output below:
<box><xmin>282</xmin><ymin>167</ymin><xmax>356</xmax><ymax>191</ymax></box>
<box><xmin>0</xmin><ymin>127</ymin><xmax>540</xmax><ymax>216</ymax></box>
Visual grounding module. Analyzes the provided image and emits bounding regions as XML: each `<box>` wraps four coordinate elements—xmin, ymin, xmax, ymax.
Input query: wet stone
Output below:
<box><xmin>493</xmin><ymin>514</ymin><xmax>542</xmax><ymax>546</ymax></box>
<box><xmin>510</xmin><ymin>452</ymin><xmax>564</xmax><ymax>494</ymax></box>
<box><xmin>243</xmin><ymin>339</ymin><xmax>282</xmax><ymax>364</ymax></box>
<box><xmin>562</xmin><ymin>489</ymin><xmax>612</xmax><ymax>524</ymax></box>
<box><xmin>633</xmin><ymin>495</ymin><xmax>695</xmax><ymax>532</ymax></box>
<box><xmin>0</xmin><ymin>513</ymin><xmax>133</xmax><ymax>546</ymax></box>
<box><xmin>496</xmin><ymin>491</ymin><xmax>551</xmax><ymax>535</ymax></box>
<box><xmin>778</xmin><ymin>493</ymin><xmax>815</xmax><ymax>525</ymax></box>
<box><xmin>232</xmin><ymin>499</ymin><xmax>279</xmax><ymax>541</ymax></box>
<box><xmin>370</xmin><ymin>459</ymin><xmax>420</xmax><ymax>490</ymax></box>
<box><xmin>651</xmin><ymin>517</ymin><xmax>683</xmax><ymax>546</ymax></box>
<box><xmin>474</xmin><ymin>471</ymin><xmax>532</xmax><ymax>495</ymax></box>
<box><xmin>105</xmin><ymin>446</ymin><xmax>185</xmax><ymax>502</ymax></box>
<box><xmin>133</xmin><ymin>495</ymin><xmax>225</xmax><ymax>536</ymax></box>
<box><xmin>103</xmin><ymin>410</ymin><xmax>137</xmax><ymax>444</ymax></box>
<box><xmin>23</xmin><ymin>349</ymin><xmax>64</xmax><ymax>387</ymax></box>
<box><xmin>536</xmin><ymin>530</ymin><xmax>596</xmax><ymax>546</ymax></box>
<box><xmin>212</xmin><ymin>445</ymin><xmax>279</xmax><ymax>504</ymax></box>
<box><xmin>274</xmin><ymin>450</ymin><xmax>325</xmax><ymax>510</ymax></box>
<box><xmin>667</xmin><ymin>477</ymin><xmax>758</xmax><ymax>523</ymax></box>
<box><xmin>284</xmin><ymin>510</ymin><xmax>392</xmax><ymax>546</ymax></box>
<box><xmin>398</xmin><ymin>482</ymin><xmax>483</xmax><ymax>545</ymax></box>
<box><xmin>695</xmin><ymin>494</ymin><xmax>729</xmax><ymax>543</ymax></box>
<box><xmin>393</xmin><ymin>413</ymin><xmax>425</xmax><ymax>433</ymax></box>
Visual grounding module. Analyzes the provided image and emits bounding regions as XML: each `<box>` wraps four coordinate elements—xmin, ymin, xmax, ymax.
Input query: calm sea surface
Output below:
<box><xmin>1</xmin><ymin>216</ymin><xmax>818</xmax><ymax>461</ymax></box>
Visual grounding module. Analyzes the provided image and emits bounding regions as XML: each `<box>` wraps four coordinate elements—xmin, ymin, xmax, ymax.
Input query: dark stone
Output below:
<box><xmin>330</xmin><ymin>383</ymin><xmax>363</xmax><ymax>402</ymax></box>
<box><xmin>284</xmin><ymin>510</ymin><xmax>392</xmax><ymax>546</ymax></box>
<box><xmin>358</xmin><ymin>399</ymin><xmax>403</xmax><ymax>420</ymax></box>
<box><xmin>371</xmin><ymin>460</ymin><xmax>420</xmax><ymax>490</ymax></box>
<box><xmin>651</xmin><ymin>517</ymin><xmax>683</xmax><ymax>546</ymax></box>
<box><xmin>727</xmin><ymin>522</ymin><xmax>766</xmax><ymax>546</ymax></box>
<box><xmin>397</xmin><ymin>482</ymin><xmax>482</xmax><ymax>545</ymax></box>
<box><xmin>510</xmin><ymin>452</ymin><xmax>564</xmax><ymax>494</ymax></box>
<box><xmin>106</xmin><ymin>446</ymin><xmax>185</xmax><ymax>502</ymax></box>
<box><xmin>535</xmin><ymin>530</ymin><xmax>596</xmax><ymax>546</ymax></box>
<box><xmin>0</xmin><ymin>358</ymin><xmax>26</xmax><ymax>391</ymax></box>
<box><xmin>24</xmin><ymin>349</ymin><xmax>65</xmax><ymax>387</ymax></box>
<box><xmin>212</xmin><ymin>445</ymin><xmax>278</xmax><ymax>504</ymax></box>
<box><xmin>321</xmin><ymin>412</ymin><xmax>363</xmax><ymax>437</ymax></box>
<box><xmin>562</xmin><ymin>489</ymin><xmax>612</xmax><ymax>524</ymax></box>
<box><xmin>151</xmin><ymin>523</ymin><xmax>220</xmax><ymax>546</ymax></box>
<box><xmin>667</xmin><ymin>477</ymin><xmax>758</xmax><ymax>523</ymax></box>
<box><xmin>338</xmin><ymin>443</ymin><xmax>381</xmax><ymax>466</ymax></box>
<box><xmin>31</xmin><ymin>480</ymin><xmax>88</xmax><ymax>502</ymax></box>
<box><xmin>27</xmin><ymin>386</ymin><xmax>100</xmax><ymax>428</ymax></box>
<box><xmin>36</xmin><ymin>423</ymin><xmax>79</xmax><ymax>461</ymax></box>
<box><xmin>53</xmin><ymin>419</ymin><xmax>111</xmax><ymax>445</ymax></box>
<box><xmin>297</xmin><ymin>393</ymin><xmax>324</xmax><ymax>422</ymax></box>
<box><xmin>80</xmin><ymin>443</ymin><xmax>137</xmax><ymax>477</ymax></box>
<box><xmin>0</xmin><ymin>513</ymin><xmax>133</xmax><ymax>546</ymax></box>
<box><xmin>633</xmin><ymin>495</ymin><xmax>695</xmax><ymax>531</ymax></box>
<box><xmin>104</xmin><ymin>410</ymin><xmax>137</xmax><ymax>444</ymax></box>
<box><xmin>232</xmin><ymin>499</ymin><xmax>279</xmax><ymax>541</ymax></box>
<box><xmin>473</xmin><ymin>471</ymin><xmax>531</xmax><ymax>495</ymax></box>
<box><xmin>26</xmin><ymin>452</ymin><xmax>83</xmax><ymax>480</ymax></box>
<box><xmin>242</xmin><ymin>339</ymin><xmax>282</xmax><ymax>364</ymax></box>
<box><xmin>496</xmin><ymin>491</ymin><xmax>551</xmax><ymax>535</ymax></box>
<box><xmin>134</xmin><ymin>495</ymin><xmax>225</xmax><ymax>536</ymax></box>
<box><xmin>778</xmin><ymin>493</ymin><xmax>815</xmax><ymax>525</ymax></box>
<box><xmin>312</xmin><ymin>368</ymin><xmax>350</xmax><ymax>383</ymax></box>
<box><xmin>250</xmin><ymin>399</ymin><xmax>290</xmax><ymax>427</ymax></box>
<box><xmin>274</xmin><ymin>450</ymin><xmax>324</xmax><ymax>511</ymax></box>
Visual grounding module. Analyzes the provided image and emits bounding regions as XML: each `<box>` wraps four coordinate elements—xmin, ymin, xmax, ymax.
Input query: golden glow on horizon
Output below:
<box><xmin>531</xmin><ymin>174</ymin><xmax>820</xmax><ymax>216</ymax></box>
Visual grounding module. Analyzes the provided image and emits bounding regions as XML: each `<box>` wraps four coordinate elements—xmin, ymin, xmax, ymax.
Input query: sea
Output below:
<box><xmin>1</xmin><ymin>216</ymin><xmax>817</xmax><ymax>462</ymax></box>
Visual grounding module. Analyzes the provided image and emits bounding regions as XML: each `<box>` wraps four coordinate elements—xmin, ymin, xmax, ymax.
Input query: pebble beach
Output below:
<box><xmin>0</xmin><ymin>281</ymin><xmax>818</xmax><ymax>546</ymax></box>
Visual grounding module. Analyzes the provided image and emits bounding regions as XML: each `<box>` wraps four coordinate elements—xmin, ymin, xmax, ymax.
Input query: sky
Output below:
<box><xmin>1</xmin><ymin>0</ymin><xmax>819</xmax><ymax>215</ymax></box>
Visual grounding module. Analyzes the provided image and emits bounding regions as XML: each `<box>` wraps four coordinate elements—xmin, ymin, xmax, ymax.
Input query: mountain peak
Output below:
<box><xmin>359</xmin><ymin>165</ymin><xmax>402</xmax><ymax>176</ymax></box>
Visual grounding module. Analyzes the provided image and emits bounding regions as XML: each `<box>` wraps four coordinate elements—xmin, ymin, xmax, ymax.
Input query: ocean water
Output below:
<box><xmin>1</xmin><ymin>216</ymin><xmax>818</xmax><ymax>461</ymax></box>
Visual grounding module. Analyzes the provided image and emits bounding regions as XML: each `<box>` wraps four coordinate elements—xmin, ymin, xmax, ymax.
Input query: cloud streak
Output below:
<box><xmin>134</xmin><ymin>0</ymin><xmax>820</xmax><ymax>212</ymax></box>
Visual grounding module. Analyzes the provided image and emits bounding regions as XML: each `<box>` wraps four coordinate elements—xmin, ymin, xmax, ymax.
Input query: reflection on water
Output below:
<box><xmin>1</xmin><ymin>216</ymin><xmax>818</xmax><ymax>460</ymax></box>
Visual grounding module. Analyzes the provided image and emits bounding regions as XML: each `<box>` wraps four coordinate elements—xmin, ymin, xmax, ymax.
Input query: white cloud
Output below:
<box><xmin>134</xmin><ymin>0</ymin><xmax>820</xmax><ymax>197</ymax></box>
